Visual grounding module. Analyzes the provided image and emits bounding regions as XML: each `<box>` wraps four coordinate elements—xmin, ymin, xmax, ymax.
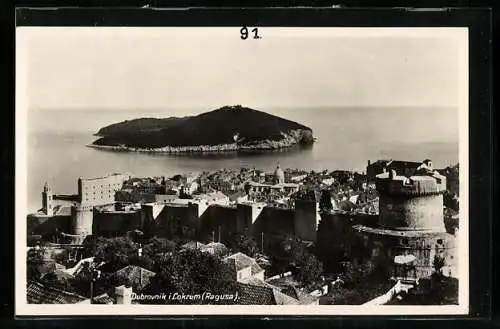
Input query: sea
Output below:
<box><xmin>26</xmin><ymin>107</ymin><xmax>459</xmax><ymax>212</ymax></box>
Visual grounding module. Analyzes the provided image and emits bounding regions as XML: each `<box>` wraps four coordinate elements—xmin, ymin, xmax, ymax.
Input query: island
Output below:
<box><xmin>88</xmin><ymin>105</ymin><xmax>315</xmax><ymax>154</ymax></box>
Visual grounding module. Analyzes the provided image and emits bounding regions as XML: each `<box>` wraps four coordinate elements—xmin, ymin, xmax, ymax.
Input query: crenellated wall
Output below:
<box><xmin>378</xmin><ymin>193</ymin><xmax>445</xmax><ymax>232</ymax></box>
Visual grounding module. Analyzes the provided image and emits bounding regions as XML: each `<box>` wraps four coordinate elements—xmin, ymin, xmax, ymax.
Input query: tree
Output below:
<box><xmin>82</xmin><ymin>235</ymin><xmax>109</xmax><ymax>259</ymax></box>
<box><xmin>143</xmin><ymin>236</ymin><xmax>176</xmax><ymax>257</ymax></box>
<box><xmin>339</xmin><ymin>261</ymin><xmax>376</xmax><ymax>285</ymax></box>
<box><xmin>128</xmin><ymin>254</ymin><xmax>155</xmax><ymax>272</ymax></box>
<box><xmin>294</xmin><ymin>253</ymin><xmax>324</xmax><ymax>287</ymax></box>
<box><xmin>228</xmin><ymin>233</ymin><xmax>258</xmax><ymax>257</ymax></box>
<box><xmin>144</xmin><ymin>249</ymin><xmax>237</xmax><ymax>304</ymax></box>
<box><xmin>27</xmin><ymin>246</ymin><xmax>45</xmax><ymax>281</ymax></box>
<box><xmin>82</xmin><ymin>236</ymin><xmax>139</xmax><ymax>272</ymax></box>
<box><xmin>443</xmin><ymin>191</ymin><xmax>459</xmax><ymax>212</ymax></box>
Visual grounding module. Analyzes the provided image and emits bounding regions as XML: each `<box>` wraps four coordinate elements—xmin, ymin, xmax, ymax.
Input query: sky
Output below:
<box><xmin>17</xmin><ymin>27</ymin><xmax>467</xmax><ymax>112</ymax></box>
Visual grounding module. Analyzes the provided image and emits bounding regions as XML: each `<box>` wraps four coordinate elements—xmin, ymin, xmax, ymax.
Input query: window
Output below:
<box><xmin>437</xmin><ymin>239</ymin><xmax>443</xmax><ymax>245</ymax></box>
<box><xmin>402</xmin><ymin>238</ymin><xmax>409</xmax><ymax>245</ymax></box>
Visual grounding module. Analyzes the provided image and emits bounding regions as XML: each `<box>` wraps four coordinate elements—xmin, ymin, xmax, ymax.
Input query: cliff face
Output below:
<box><xmin>91</xmin><ymin>105</ymin><xmax>315</xmax><ymax>151</ymax></box>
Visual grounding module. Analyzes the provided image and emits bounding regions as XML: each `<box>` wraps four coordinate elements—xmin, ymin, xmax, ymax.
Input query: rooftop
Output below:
<box><xmin>113</xmin><ymin>265</ymin><xmax>156</xmax><ymax>290</ymax></box>
<box><xmin>79</xmin><ymin>173</ymin><xmax>129</xmax><ymax>181</ymax></box>
<box><xmin>27</xmin><ymin>281</ymin><xmax>88</xmax><ymax>304</ymax></box>
<box><xmin>236</xmin><ymin>282</ymin><xmax>301</xmax><ymax>305</ymax></box>
<box><xmin>224</xmin><ymin>252</ymin><xmax>264</xmax><ymax>275</ymax></box>
<box><xmin>93</xmin><ymin>293</ymin><xmax>115</xmax><ymax>305</ymax></box>
<box><xmin>180</xmin><ymin>241</ymin><xmax>206</xmax><ymax>250</ymax></box>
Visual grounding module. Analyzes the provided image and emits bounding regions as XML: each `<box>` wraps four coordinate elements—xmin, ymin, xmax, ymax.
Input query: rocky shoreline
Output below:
<box><xmin>87</xmin><ymin>140</ymin><xmax>304</xmax><ymax>154</ymax></box>
<box><xmin>88</xmin><ymin>129</ymin><xmax>314</xmax><ymax>155</ymax></box>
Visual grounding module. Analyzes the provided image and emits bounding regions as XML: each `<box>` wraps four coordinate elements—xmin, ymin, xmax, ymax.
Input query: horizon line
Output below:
<box><xmin>30</xmin><ymin>105</ymin><xmax>459</xmax><ymax>112</ymax></box>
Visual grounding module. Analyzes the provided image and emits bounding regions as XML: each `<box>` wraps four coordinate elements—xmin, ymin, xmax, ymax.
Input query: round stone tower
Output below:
<box><xmin>274</xmin><ymin>164</ymin><xmax>285</xmax><ymax>185</ymax></box>
<box><xmin>375</xmin><ymin>168</ymin><xmax>447</xmax><ymax>232</ymax></box>
<box><xmin>70</xmin><ymin>203</ymin><xmax>93</xmax><ymax>236</ymax></box>
<box><xmin>347</xmin><ymin>160</ymin><xmax>457</xmax><ymax>279</ymax></box>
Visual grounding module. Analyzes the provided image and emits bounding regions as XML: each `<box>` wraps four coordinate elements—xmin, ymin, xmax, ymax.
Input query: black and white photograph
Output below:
<box><xmin>15</xmin><ymin>24</ymin><xmax>468</xmax><ymax>315</ymax></box>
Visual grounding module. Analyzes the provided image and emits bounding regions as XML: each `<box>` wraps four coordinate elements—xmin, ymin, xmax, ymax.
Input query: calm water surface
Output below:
<box><xmin>27</xmin><ymin>107</ymin><xmax>459</xmax><ymax>212</ymax></box>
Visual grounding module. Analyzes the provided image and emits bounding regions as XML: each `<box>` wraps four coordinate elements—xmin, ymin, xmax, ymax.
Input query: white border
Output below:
<box><xmin>15</xmin><ymin>27</ymin><xmax>469</xmax><ymax>316</ymax></box>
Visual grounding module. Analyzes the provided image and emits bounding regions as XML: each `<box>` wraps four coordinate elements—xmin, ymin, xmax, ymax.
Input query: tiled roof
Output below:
<box><xmin>280</xmin><ymin>285</ymin><xmax>318</xmax><ymax>305</ymax></box>
<box><xmin>280</xmin><ymin>285</ymin><xmax>300</xmax><ymax>300</ymax></box>
<box><xmin>240</xmin><ymin>277</ymin><xmax>276</xmax><ymax>288</ymax></box>
<box><xmin>180</xmin><ymin>241</ymin><xmax>206</xmax><ymax>250</ymax></box>
<box><xmin>224</xmin><ymin>252</ymin><xmax>264</xmax><ymax>275</ymax></box>
<box><xmin>237</xmin><ymin>278</ymin><xmax>306</xmax><ymax>305</ymax></box>
<box><xmin>93</xmin><ymin>293</ymin><xmax>115</xmax><ymax>304</ymax></box>
<box><xmin>265</xmin><ymin>277</ymin><xmax>319</xmax><ymax>305</ymax></box>
<box><xmin>113</xmin><ymin>265</ymin><xmax>156</xmax><ymax>290</ymax></box>
<box><xmin>236</xmin><ymin>283</ymin><xmax>275</xmax><ymax>305</ymax></box>
<box><xmin>273</xmin><ymin>290</ymin><xmax>300</xmax><ymax>305</ymax></box>
<box><xmin>27</xmin><ymin>281</ymin><xmax>88</xmax><ymax>304</ymax></box>
<box><xmin>236</xmin><ymin>282</ymin><xmax>301</xmax><ymax>305</ymax></box>
<box><xmin>266</xmin><ymin>276</ymin><xmax>301</xmax><ymax>288</ymax></box>
<box><xmin>202</xmin><ymin>242</ymin><xmax>228</xmax><ymax>256</ymax></box>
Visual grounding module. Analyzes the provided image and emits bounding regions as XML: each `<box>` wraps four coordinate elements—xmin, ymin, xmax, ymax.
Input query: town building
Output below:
<box><xmin>224</xmin><ymin>252</ymin><xmax>265</xmax><ymax>283</ymax></box>
<box><xmin>78</xmin><ymin>173</ymin><xmax>130</xmax><ymax>206</ymax></box>
<box><xmin>366</xmin><ymin>159</ymin><xmax>427</xmax><ymax>183</ymax></box>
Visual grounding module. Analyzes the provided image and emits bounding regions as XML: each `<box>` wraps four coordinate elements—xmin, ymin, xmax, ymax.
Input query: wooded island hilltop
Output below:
<box><xmin>90</xmin><ymin>105</ymin><xmax>315</xmax><ymax>154</ymax></box>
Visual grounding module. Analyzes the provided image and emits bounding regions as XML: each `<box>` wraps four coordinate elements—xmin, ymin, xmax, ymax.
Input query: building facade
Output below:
<box><xmin>78</xmin><ymin>173</ymin><xmax>130</xmax><ymax>206</ymax></box>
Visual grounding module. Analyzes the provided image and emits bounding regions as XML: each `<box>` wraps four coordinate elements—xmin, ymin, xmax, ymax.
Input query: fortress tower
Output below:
<box><xmin>349</xmin><ymin>159</ymin><xmax>457</xmax><ymax>279</ymax></box>
<box><xmin>42</xmin><ymin>182</ymin><xmax>53</xmax><ymax>216</ymax></box>
<box><xmin>274</xmin><ymin>164</ymin><xmax>285</xmax><ymax>185</ymax></box>
<box><xmin>375</xmin><ymin>167</ymin><xmax>447</xmax><ymax>232</ymax></box>
<box><xmin>70</xmin><ymin>203</ymin><xmax>93</xmax><ymax>236</ymax></box>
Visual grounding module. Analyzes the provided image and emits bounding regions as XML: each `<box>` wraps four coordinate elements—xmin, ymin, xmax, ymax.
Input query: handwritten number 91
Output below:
<box><xmin>240</xmin><ymin>27</ymin><xmax>261</xmax><ymax>40</ymax></box>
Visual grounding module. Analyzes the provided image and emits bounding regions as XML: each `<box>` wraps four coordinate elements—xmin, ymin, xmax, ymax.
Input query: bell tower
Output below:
<box><xmin>42</xmin><ymin>182</ymin><xmax>53</xmax><ymax>216</ymax></box>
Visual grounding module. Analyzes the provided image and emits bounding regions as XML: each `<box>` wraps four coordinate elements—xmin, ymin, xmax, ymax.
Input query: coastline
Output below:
<box><xmin>86</xmin><ymin>140</ymin><xmax>312</xmax><ymax>154</ymax></box>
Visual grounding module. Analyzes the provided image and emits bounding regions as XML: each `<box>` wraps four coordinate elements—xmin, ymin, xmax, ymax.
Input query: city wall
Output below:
<box><xmin>294</xmin><ymin>199</ymin><xmax>320</xmax><ymax>242</ymax></box>
<box><xmin>350</xmin><ymin>227</ymin><xmax>457</xmax><ymax>278</ymax></box>
<box><xmin>316</xmin><ymin>212</ymin><xmax>378</xmax><ymax>272</ymax></box>
<box><xmin>27</xmin><ymin>214</ymin><xmax>71</xmax><ymax>240</ymax></box>
<box><xmin>92</xmin><ymin>209</ymin><xmax>143</xmax><ymax>237</ymax></box>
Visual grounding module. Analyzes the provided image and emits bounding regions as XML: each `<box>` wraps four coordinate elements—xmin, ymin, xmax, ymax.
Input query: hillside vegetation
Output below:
<box><xmin>92</xmin><ymin>105</ymin><xmax>315</xmax><ymax>149</ymax></box>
